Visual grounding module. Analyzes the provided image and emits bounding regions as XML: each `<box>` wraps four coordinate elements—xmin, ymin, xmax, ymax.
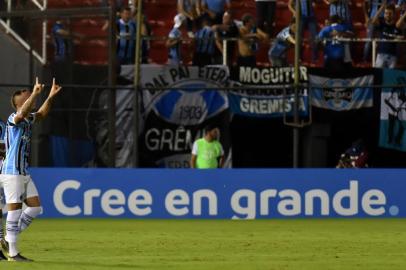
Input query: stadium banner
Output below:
<box><xmin>379</xmin><ymin>69</ymin><xmax>406</xmax><ymax>152</ymax></box>
<box><xmin>309</xmin><ymin>69</ymin><xmax>374</xmax><ymax>111</ymax></box>
<box><xmin>228</xmin><ymin>66</ymin><xmax>309</xmax><ymax>118</ymax></box>
<box><xmin>140</xmin><ymin>65</ymin><xmax>232</xmax><ymax>168</ymax></box>
<box><xmin>30</xmin><ymin>168</ymin><xmax>404</xmax><ymax>219</ymax></box>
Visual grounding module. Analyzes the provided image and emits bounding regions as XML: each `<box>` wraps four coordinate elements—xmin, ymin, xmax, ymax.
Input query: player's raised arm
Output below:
<box><xmin>14</xmin><ymin>77</ymin><xmax>43</xmax><ymax>124</ymax></box>
<box><xmin>35</xmin><ymin>78</ymin><xmax>62</xmax><ymax>122</ymax></box>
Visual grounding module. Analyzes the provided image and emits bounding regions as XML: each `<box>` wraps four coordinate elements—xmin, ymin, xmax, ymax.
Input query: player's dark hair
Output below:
<box><xmin>11</xmin><ymin>89</ymin><xmax>28</xmax><ymax>110</ymax></box>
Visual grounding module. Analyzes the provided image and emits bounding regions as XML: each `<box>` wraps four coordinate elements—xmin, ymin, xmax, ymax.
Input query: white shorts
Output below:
<box><xmin>0</xmin><ymin>175</ymin><xmax>39</xmax><ymax>204</ymax></box>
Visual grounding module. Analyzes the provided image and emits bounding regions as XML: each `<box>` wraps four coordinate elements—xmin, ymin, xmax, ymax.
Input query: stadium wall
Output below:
<box><xmin>29</xmin><ymin>168</ymin><xmax>403</xmax><ymax>219</ymax></box>
<box><xmin>0</xmin><ymin>31</ymin><xmax>43</xmax><ymax>120</ymax></box>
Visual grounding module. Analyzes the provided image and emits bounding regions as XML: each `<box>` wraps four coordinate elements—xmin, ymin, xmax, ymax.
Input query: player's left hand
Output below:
<box><xmin>49</xmin><ymin>77</ymin><xmax>62</xmax><ymax>98</ymax></box>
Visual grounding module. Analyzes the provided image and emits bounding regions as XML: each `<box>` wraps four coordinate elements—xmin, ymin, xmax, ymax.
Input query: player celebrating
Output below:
<box><xmin>0</xmin><ymin>78</ymin><xmax>62</xmax><ymax>262</ymax></box>
<box><xmin>0</xmin><ymin>119</ymin><xmax>7</xmax><ymax>260</ymax></box>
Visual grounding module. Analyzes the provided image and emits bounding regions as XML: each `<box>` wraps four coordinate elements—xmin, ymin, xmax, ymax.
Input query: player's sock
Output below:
<box><xmin>5</xmin><ymin>209</ymin><xmax>22</xmax><ymax>257</ymax></box>
<box><xmin>18</xmin><ymin>207</ymin><xmax>42</xmax><ymax>232</ymax></box>
<box><xmin>0</xmin><ymin>218</ymin><xmax>4</xmax><ymax>240</ymax></box>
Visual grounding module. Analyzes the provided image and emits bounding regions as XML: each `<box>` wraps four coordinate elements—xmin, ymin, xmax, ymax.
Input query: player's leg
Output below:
<box><xmin>19</xmin><ymin>196</ymin><xmax>41</xmax><ymax>233</ymax></box>
<box><xmin>1</xmin><ymin>175</ymin><xmax>32</xmax><ymax>261</ymax></box>
<box><xmin>0</xmin><ymin>185</ymin><xmax>8</xmax><ymax>260</ymax></box>
<box><xmin>0</xmin><ymin>209</ymin><xmax>3</xmax><ymax>241</ymax></box>
<box><xmin>0</xmin><ymin>189</ymin><xmax>4</xmax><ymax>242</ymax></box>
<box><xmin>5</xmin><ymin>202</ymin><xmax>23</xmax><ymax>259</ymax></box>
<box><xmin>19</xmin><ymin>176</ymin><xmax>42</xmax><ymax>233</ymax></box>
<box><xmin>0</xmin><ymin>204</ymin><xmax>7</xmax><ymax>260</ymax></box>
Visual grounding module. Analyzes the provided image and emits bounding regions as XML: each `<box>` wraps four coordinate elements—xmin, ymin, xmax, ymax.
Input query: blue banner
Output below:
<box><xmin>379</xmin><ymin>69</ymin><xmax>406</xmax><ymax>152</ymax></box>
<box><xmin>310</xmin><ymin>74</ymin><xmax>374</xmax><ymax>111</ymax></box>
<box><xmin>29</xmin><ymin>168</ymin><xmax>404</xmax><ymax>219</ymax></box>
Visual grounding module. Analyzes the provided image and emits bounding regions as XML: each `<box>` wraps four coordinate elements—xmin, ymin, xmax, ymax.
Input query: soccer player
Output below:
<box><xmin>0</xmin><ymin>77</ymin><xmax>62</xmax><ymax>262</ymax></box>
<box><xmin>0</xmin><ymin>119</ymin><xmax>7</xmax><ymax>260</ymax></box>
<box><xmin>190</xmin><ymin>125</ymin><xmax>225</xmax><ymax>169</ymax></box>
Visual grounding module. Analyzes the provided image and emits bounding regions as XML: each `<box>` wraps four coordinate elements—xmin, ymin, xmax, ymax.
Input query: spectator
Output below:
<box><xmin>102</xmin><ymin>6</ymin><xmax>148</xmax><ymax>64</ymax></box>
<box><xmin>397</xmin><ymin>0</ymin><xmax>406</xmax><ymax>17</ymax></box>
<box><xmin>363</xmin><ymin>0</ymin><xmax>387</xmax><ymax>62</ymax></box>
<box><xmin>324</xmin><ymin>0</ymin><xmax>353</xmax><ymax>29</ymax></box>
<box><xmin>190</xmin><ymin>124</ymin><xmax>225</xmax><ymax>169</ymax></box>
<box><xmin>201</xmin><ymin>0</ymin><xmax>231</xmax><ymax>25</ymax></box>
<box><xmin>324</xmin><ymin>0</ymin><xmax>353</xmax><ymax>66</ymax></box>
<box><xmin>255</xmin><ymin>0</ymin><xmax>276</xmax><ymax>36</ymax></box>
<box><xmin>166</xmin><ymin>14</ymin><xmax>187</xmax><ymax>65</ymax></box>
<box><xmin>397</xmin><ymin>0</ymin><xmax>406</xmax><ymax>64</ymax></box>
<box><xmin>336</xmin><ymin>140</ymin><xmax>369</xmax><ymax>168</ymax></box>
<box><xmin>52</xmin><ymin>19</ymin><xmax>85</xmax><ymax>84</ymax></box>
<box><xmin>178</xmin><ymin>0</ymin><xmax>202</xmax><ymax>38</ymax></box>
<box><xmin>317</xmin><ymin>15</ymin><xmax>354</xmax><ymax>71</ymax></box>
<box><xmin>139</xmin><ymin>13</ymin><xmax>152</xmax><ymax>64</ymax></box>
<box><xmin>101</xmin><ymin>0</ymin><xmax>128</xmax><ymax>17</ymax></box>
<box><xmin>52</xmin><ymin>21</ymin><xmax>84</xmax><ymax>62</ymax></box>
<box><xmin>237</xmin><ymin>14</ymin><xmax>268</xmax><ymax>67</ymax></box>
<box><xmin>268</xmin><ymin>19</ymin><xmax>296</xmax><ymax>67</ymax></box>
<box><xmin>372</xmin><ymin>3</ymin><xmax>402</xmax><ymax>68</ymax></box>
<box><xmin>288</xmin><ymin>0</ymin><xmax>318</xmax><ymax>62</ymax></box>
<box><xmin>52</xmin><ymin>21</ymin><xmax>72</xmax><ymax>63</ymax></box>
<box><xmin>51</xmin><ymin>21</ymin><xmax>84</xmax><ymax>82</ymax></box>
<box><xmin>193</xmin><ymin>17</ymin><xmax>216</xmax><ymax>66</ymax></box>
<box><xmin>213</xmin><ymin>11</ymin><xmax>240</xmax><ymax>65</ymax></box>
<box><xmin>116</xmin><ymin>7</ymin><xmax>137</xmax><ymax>65</ymax></box>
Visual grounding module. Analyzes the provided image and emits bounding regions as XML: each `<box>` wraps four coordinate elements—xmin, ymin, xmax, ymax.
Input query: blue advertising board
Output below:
<box><xmin>29</xmin><ymin>169</ymin><xmax>404</xmax><ymax>219</ymax></box>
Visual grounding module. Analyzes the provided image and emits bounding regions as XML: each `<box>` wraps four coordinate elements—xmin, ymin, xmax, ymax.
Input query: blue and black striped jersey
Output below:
<box><xmin>1</xmin><ymin>113</ymin><xmax>36</xmax><ymax>175</ymax></box>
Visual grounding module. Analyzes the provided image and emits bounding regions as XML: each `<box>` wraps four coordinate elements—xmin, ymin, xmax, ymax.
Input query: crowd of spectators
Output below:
<box><xmin>47</xmin><ymin>0</ymin><xmax>406</xmax><ymax>69</ymax></box>
<box><xmin>164</xmin><ymin>0</ymin><xmax>406</xmax><ymax>69</ymax></box>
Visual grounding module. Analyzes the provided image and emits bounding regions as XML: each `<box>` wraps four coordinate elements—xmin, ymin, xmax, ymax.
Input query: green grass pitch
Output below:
<box><xmin>2</xmin><ymin>219</ymin><xmax>406</xmax><ymax>269</ymax></box>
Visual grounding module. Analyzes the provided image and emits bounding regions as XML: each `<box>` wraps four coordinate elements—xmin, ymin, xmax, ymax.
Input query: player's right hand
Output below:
<box><xmin>32</xmin><ymin>77</ymin><xmax>44</xmax><ymax>95</ymax></box>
